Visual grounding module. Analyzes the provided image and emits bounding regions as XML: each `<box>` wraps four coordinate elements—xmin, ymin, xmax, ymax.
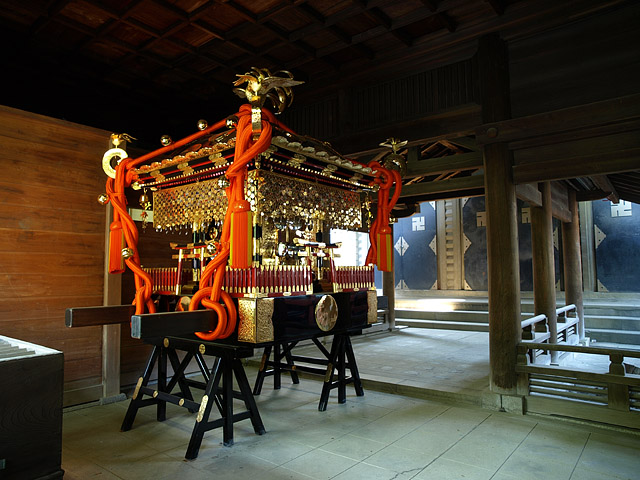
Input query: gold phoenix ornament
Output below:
<box><xmin>233</xmin><ymin>67</ymin><xmax>304</xmax><ymax>114</ymax></box>
<box><xmin>379</xmin><ymin>137</ymin><xmax>408</xmax><ymax>177</ymax></box>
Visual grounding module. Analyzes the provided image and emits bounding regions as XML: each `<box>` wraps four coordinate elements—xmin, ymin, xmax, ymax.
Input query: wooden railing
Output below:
<box><xmin>516</xmin><ymin>342</ymin><xmax>640</xmax><ymax>428</ymax></box>
<box><xmin>520</xmin><ymin>304</ymin><xmax>580</xmax><ymax>363</ymax></box>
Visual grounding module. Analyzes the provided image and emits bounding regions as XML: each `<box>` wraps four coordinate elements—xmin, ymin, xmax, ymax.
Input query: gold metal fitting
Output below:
<box><xmin>121</xmin><ymin>247</ymin><xmax>135</xmax><ymax>259</ymax></box>
<box><xmin>160</xmin><ymin>135</ymin><xmax>172</xmax><ymax>146</ymax></box>
<box><xmin>197</xmin><ymin>119</ymin><xmax>208</xmax><ymax>131</ymax></box>
<box><xmin>226</xmin><ymin>115</ymin><xmax>238</xmax><ymax>128</ymax></box>
<box><xmin>98</xmin><ymin>193</ymin><xmax>109</xmax><ymax>205</ymax></box>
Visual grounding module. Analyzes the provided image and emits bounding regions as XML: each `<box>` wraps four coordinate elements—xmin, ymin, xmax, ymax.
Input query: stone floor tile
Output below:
<box><xmin>496</xmin><ymin>451</ymin><xmax>575</xmax><ymax>480</ymax></box>
<box><xmin>412</xmin><ymin>458</ymin><xmax>495</xmax><ymax>480</ymax></box>
<box><xmin>363</xmin><ymin>444</ymin><xmax>437</xmax><ymax>474</ymax></box>
<box><xmin>280</xmin><ymin>448</ymin><xmax>357</xmax><ymax>480</ymax></box>
<box><xmin>319</xmin><ymin>433</ymin><xmax>386</xmax><ymax>461</ymax></box>
<box><xmin>332</xmin><ymin>461</ymin><xmax>415</xmax><ymax>480</ymax></box>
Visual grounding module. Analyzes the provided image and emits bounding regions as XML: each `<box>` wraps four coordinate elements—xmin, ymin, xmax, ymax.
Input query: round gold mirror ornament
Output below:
<box><xmin>102</xmin><ymin>147</ymin><xmax>128</xmax><ymax>178</ymax></box>
<box><xmin>315</xmin><ymin>295</ymin><xmax>338</xmax><ymax>332</ymax></box>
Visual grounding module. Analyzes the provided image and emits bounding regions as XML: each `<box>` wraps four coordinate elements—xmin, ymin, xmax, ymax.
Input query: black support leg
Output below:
<box><xmin>232</xmin><ymin>359</ymin><xmax>265</xmax><ymax>435</ymax></box>
<box><xmin>344</xmin><ymin>336</ymin><xmax>364</xmax><ymax>397</ymax></box>
<box><xmin>253</xmin><ymin>346</ymin><xmax>271</xmax><ymax>395</ymax></box>
<box><xmin>318</xmin><ymin>336</ymin><xmax>341</xmax><ymax>412</ymax></box>
<box><xmin>185</xmin><ymin>358</ymin><xmax>222</xmax><ymax>460</ymax></box>
<box><xmin>121</xmin><ymin>346</ymin><xmax>160</xmax><ymax>431</ymax></box>
<box><xmin>284</xmin><ymin>342</ymin><xmax>300</xmax><ymax>384</ymax></box>
<box><xmin>222</xmin><ymin>358</ymin><xmax>234</xmax><ymax>446</ymax></box>
<box><xmin>157</xmin><ymin>346</ymin><xmax>167</xmax><ymax>421</ymax></box>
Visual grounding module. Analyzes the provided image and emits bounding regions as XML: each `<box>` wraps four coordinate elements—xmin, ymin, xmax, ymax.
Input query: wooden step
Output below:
<box><xmin>395</xmin><ymin>318</ymin><xmax>489</xmax><ymax>332</ymax></box>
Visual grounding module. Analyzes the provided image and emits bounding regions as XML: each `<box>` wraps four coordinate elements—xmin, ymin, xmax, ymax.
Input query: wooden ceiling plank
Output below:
<box><xmin>513</xmin><ymin>147</ymin><xmax>640</xmax><ymax>184</ymax></box>
<box><xmin>485</xmin><ymin>0</ymin><xmax>505</xmax><ymax>15</ymax></box>
<box><xmin>31</xmin><ymin>0</ymin><xmax>76</xmax><ymax>35</ymax></box>
<box><xmin>576</xmin><ymin>190</ymin><xmax>610</xmax><ymax>202</ymax></box>
<box><xmin>315</xmin><ymin>5</ymin><xmax>438</xmax><ymax>58</ymax></box>
<box><xmin>257</xmin><ymin>2</ymin><xmax>301</xmax><ymax>23</ymax></box>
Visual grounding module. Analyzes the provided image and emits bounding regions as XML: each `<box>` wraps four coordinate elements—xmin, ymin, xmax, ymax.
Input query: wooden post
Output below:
<box><xmin>531</xmin><ymin>182</ymin><xmax>558</xmax><ymax>363</ymax></box>
<box><xmin>382</xmin><ymin>258</ymin><xmax>396</xmax><ymax>331</ymax></box>
<box><xmin>479</xmin><ymin>33</ymin><xmax>521</xmax><ymax>394</ymax></box>
<box><xmin>103</xmin><ymin>203</ymin><xmax>122</xmax><ymax>399</ymax></box>
<box><xmin>578</xmin><ymin>202</ymin><xmax>597</xmax><ymax>292</ymax></box>
<box><xmin>562</xmin><ymin>190</ymin><xmax>585</xmax><ymax>341</ymax></box>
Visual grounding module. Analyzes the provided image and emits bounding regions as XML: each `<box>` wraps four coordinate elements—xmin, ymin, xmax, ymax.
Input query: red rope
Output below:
<box><xmin>189</xmin><ymin>105</ymin><xmax>276</xmax><ymax>340</ymax></box>
<box><xmin>365</xmin><ymin>162</ymin><xmax>401</xmax><ymax>268</ymax></box>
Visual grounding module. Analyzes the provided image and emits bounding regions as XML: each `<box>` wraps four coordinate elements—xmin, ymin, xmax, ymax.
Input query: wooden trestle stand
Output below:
<box><xmin>253</xmin><ymin>333</ymin><xmax>364</xmax><ymax>412</ymax></box>
<box><xmin>66</xmin><ymin>303</ymin><xmax>367</xmax><ymax>460</ymax></box>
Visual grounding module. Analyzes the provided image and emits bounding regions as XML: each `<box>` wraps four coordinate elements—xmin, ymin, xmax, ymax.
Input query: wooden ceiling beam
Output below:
<box><xmin>513</xmin><ymin>147</ymin><xmax>640</xmax><ymax>184</ymax></box>
<box><xmin>515</xmin><ymin>183</ymin><xmax>542</xmax><ymax>207</ymax></box>
<box><xmin>590</xmin><ymin>175</ymin><xmax>620</xmax><ymax>204</ymax></box>
<box><xmin>436</xmin><ymin>13</ymin><xmax>456</xmax><ymax>33</ymax></box>
<box><xmin>476</xmin><ymin>93</ymin><xmax>640</xmax><ymax>146</ymax></box>
<box><xmin>336</xmin><ymin>104</ymin><xmax>481</xmax><ymax>157</ymax></box>
<box><xmin>398</xmin><ymin>174</ymin><xmax>484</xmax><ymax>198</ymax></box>
<box><xmin>420</xmin><ymin>0</ymin><xmax>438</xmax><ymax>12</ymax></box>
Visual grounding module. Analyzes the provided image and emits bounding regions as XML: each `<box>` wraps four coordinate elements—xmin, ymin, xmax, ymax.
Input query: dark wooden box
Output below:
<box><xmin>0</xmin><ymin>335</ymin><xmax>64</xmax><ymax>480</ymax></box>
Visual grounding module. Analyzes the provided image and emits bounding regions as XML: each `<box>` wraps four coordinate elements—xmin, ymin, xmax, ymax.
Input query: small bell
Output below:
<box><xmin>98</xmin><ymin>194</ymin><xmax>109</xmax><ymax>205</ymax></box>
<box><xmin>160</xmin><ymin>135</ymin><xmax>172</xmax><ymax>146</ymax></box>
<box><xmin>139</xmin><ymin>189</ymin><xmax>152</xmax><ymax>210</ymax></box>
<box><xmin>121</xmin><ymin>247</ymin><xmax>135</xmax><ymax>259</ymax></box>
<box><xmin>197</xmin><ymin>119</ymin><xmax>208</xmax><ymax>131</ymax></box>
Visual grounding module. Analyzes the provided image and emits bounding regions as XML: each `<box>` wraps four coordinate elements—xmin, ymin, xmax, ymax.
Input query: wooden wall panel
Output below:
<box><xmin>119</xmin><ymin>224</ymin><xmax>188</xmax><ymax>388</ymax></box>
<box><xmin>0</xmin><ymin>105</ymin><xmax>110</xmax><ymax>405</ymax></box>
<box><xmin>510</xmin><ymin>3</ymin><xmax>640</xmax><ymax>117</ymax></box>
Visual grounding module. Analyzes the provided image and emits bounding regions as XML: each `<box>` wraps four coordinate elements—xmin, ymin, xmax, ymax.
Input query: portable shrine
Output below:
<box><xmin>68</xmin><ymin>69</ymin><xmax>402</xmax><ymax>459</ymax></box>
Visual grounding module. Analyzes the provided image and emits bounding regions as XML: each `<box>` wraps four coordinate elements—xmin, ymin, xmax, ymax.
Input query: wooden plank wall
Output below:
<box><xmin>120</xmin><ymin>214</ymin><xmax>189</xmax><ymax>388</ymax></box>
<box><xmin>0</xmin><ymin>105</ymin><xmax>109</xmax><ymax>405</ymax></box>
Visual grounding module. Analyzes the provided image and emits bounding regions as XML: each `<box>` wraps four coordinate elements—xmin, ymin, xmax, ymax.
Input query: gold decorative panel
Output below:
<box><xmin>367</xmin><ymin>290</ymin><xmax>378</xmax><ymax>325</ymax></box>
<box><xmin>237</xmin><ymin>298</ymin><xmax>274</xmax><ymax>343</ymax></box>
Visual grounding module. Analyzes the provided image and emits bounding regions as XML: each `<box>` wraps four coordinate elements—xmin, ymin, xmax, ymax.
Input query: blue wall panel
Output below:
<box><xmin>593</xmin><ymin>200</ymin><xmax>640</xmax><ymax>292</ymax></box>
<box><xmin>392</xmin><ymin>202</ymin><xmax>437</xmax><ymax>290</ymax></box>
<box><xmin>463</xmin><ymin>197</ymin><xmax>488</xmax><ymax>290</ymax></box>
<box><xmin>462</xmin><ymin>197</ymin><xmax>552</xmax><ymax>292</ymax></box>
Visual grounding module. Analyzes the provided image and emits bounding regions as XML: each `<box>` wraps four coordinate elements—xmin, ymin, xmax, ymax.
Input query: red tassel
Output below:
<box><xmin>229</xmin><ymin>200</ymin><xmax>253</xmax><ymax>269</ymax></box>
<box><xmin>108</xmin><ymin>220</ymin><xmax>126</xmax><ymax>274</ymax></box>
<box><xmin>376</xmin><ymin>227</ymin><xmax>393</xmax><ymax>272</ymax></box>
